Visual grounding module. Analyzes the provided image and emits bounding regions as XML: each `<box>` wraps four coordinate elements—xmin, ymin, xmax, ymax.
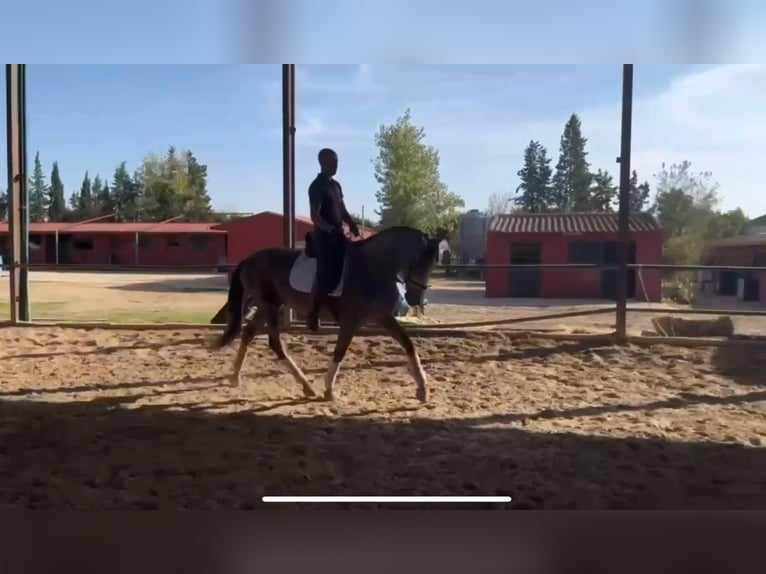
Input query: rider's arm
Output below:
<box><xmin>336</xmin><ymin>183</ymin><xmax>359</xmax><ymax>233</ymax></box>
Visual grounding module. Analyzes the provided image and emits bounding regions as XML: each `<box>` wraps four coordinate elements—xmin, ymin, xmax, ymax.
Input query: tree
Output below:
<box><xmin>652</xmin><ymin>161</ymin><xmax>719</xmax><ymax>239</ymax></box>
<box><xmin>99</xmin><ymin>181</ymin><xmax>115</xmax><ymax>216</ymax></box>
<box><xmin>589</xmin><ymin>169</ymin><xmax>617</xmax><ymax>212</ymax></box>
<box><xmin>111</xmin><ymin>161</ymin><xmax>140</xmax><ymax>221</ymax></box>
<box><xmin>48</xmin><ymin>161</ymin><xmax>67</xmax><ymax>221</ymax></box>
<box><xmin>629</xmin><ymin>170</ymin><xmax>651</xmax><ymax>213</ymax></box>
<box><xmin>704</xmin><ymin>208</ymin><xmax>748</xmax><ymax>241</ymax></box>
<box><xmin>373</xmin><ymin>108</ymin><xmax>464</xmax><ymax>233</ymax></box>
<box><xmin>487</xmin><ymin>192</ymin><xmax>513</xmax><ymax>215</ymax></box>
<box><xmin>28</xmin><ymin>151</ymin><xmax>49</xmax><ymax>221</ymax></box>
<box><xmin>91</xmin><ymin>175</ymin><xmax>104</xmax><ymax>215</ymax></box>
<box><xmin>513</xmin><ymin>140</ymin><xmax>552</xmax><ymax>213</ymax></box>
<box><xmin>75</xmin><ymin>171</ymin><xmax>94</xmax><ymax>219</ymax></box>
<box><xmin>551</xmin><ymin>113</ymin><xmax>592</xmax><ymax>211</ymax></box>
<box><xmin>137</xmin><ymin>147</ymin><xmax>213</xmax><ymax>221</ymax></box>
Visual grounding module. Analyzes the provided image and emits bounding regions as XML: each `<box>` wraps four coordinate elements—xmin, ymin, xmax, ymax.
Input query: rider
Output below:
<box><xmin>306</xmin><ymin>147</ymin><xmax>360</xmax><ymax>331</ymax></box>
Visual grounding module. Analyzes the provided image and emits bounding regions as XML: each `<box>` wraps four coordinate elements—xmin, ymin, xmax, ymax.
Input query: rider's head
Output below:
<box><xmin>318</xmin><ymin>148</ymin><xmax>338</xmax><ymax>177</ymax></box>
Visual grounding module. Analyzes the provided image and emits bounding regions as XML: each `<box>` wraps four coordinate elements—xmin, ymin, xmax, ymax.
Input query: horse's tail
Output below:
<box><xmin>212</xmin><ymin>261</ymin><xmax>246</xmax><ymax>349</ymax></box>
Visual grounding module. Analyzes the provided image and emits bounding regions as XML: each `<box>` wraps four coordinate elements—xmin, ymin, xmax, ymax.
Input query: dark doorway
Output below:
<box><xmin>602</xmin><ymin>241</ymin><xmax>636</xmax><ymax>300</ymax></box>
<box><xmin>743</xmin><ymin>275</ymin><xmax>760</xmax><ymax>302</ymax></box>
<box><xmin>509</xmin><ymin>242</ymin><xmax>542</xmax><ymax>297</ymax></box>
<box><xmin>568</xmin><ymin>240</ymin><xmax>636</xmax><ymax>300</ymax></box>
<box><xmin>718</xmin><ymin>271</ymin><xmax>738</xmax><ymax>296</ymax></box>
<box><xmin>44</xmin><ymin>235</ymin><xmax>57</xmax><ymax>264</ymax></box>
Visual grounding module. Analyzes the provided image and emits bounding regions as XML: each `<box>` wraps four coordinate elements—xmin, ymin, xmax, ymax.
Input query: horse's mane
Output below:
<box><xmin>356</xmin><ymin>225</ymin><xmax>427</xmax><ymax>245</ymax></box>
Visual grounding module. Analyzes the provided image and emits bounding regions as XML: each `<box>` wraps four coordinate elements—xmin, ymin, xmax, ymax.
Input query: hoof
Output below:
<box><xmin>323</xmin><ymin>389</ymin><xmax>336</xmax><ymax>402</ymax></box>
<box><xmin>416</xmin><ymin>387</ymin><xmax>428</xmax><ymax>403</ymax></box>
<box><xmin>302</xmin><ymin>384</ymin><xmax>317</xmax><ymax>398</ymax></box>
<box><xmin>229</xmin><ymin>374</ymin><xmax>241</xmax><ymax>387</ymax></box>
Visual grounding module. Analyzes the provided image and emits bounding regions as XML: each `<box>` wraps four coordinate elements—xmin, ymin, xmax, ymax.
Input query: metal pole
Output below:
<box><xmin>55</xmin><ymin>229</ymin><xmax>59</xmax><ymax>265</ymax></box>
<box><xmin>282</xmin><ymin>64</ymin><xmax>296</xmax><ymax>325</ymax></box>
<box><xmin>615</xmin><ymin>64</ymin><xmax>634</xmax><ymax>343</ymax></box>
<box><xmin>6</xmin><ymin>64</ymin><xmax>30</xmax><ymax>323</ymax></box>
<box><xmin>134</xmin><ymin>232</ymin><xmax>139</xmax><ymax>265</ymax></box>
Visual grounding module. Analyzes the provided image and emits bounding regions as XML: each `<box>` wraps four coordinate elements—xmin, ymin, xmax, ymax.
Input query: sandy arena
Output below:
<box><xmin>2</xmin><ymin>325</ymin><xmax>765</xmax><ymax>509</ymax></box>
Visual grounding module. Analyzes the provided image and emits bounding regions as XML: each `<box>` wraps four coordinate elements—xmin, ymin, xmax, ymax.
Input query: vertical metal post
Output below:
<box><xmin>55</xmin><ymin>229</ymin><xmax>59</xmax><ymax>265</ymax></box>
<box><xmin>6</xmin><ymin>64</ymin><xmax>30</xmax><ymax>323</ymax></box>
<box><xmin>615</xmin><ymin>64</ymin><xmax>634</xmax><ymax>343</ymax></box>
<box><xmin>282</xmin><ymin>64</ymin><xmax>296</xmax><ymax>325</ymax></box>
<box><xmin>134</xmin><ymin>232</ymin><xmax>139</xmax><ymax>265</ymax></box>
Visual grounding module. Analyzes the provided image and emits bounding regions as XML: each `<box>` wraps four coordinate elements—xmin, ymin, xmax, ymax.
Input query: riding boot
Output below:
<box><xmin>306</xmin><ymin>285</ymin><xmax>323</xmax><ymax>332</ymax></box>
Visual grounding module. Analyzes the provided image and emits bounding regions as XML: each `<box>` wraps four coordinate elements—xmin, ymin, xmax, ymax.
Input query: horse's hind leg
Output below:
<box><xmin>230</xmin><ymin>307</ymin><xmax>266</xmax><ymax>387</ymax></box>
<box><xmin>379</xmin><ymin>315</ymin><xmax>428</xmax><ymax>403</ymax></box>
<box><xmin>322</xmin><ymin>317</ymin><xmax>358</xmax><ymax>402</ymax></box>
<box><xmin>265</xmin><ymin>307</ymin><xmax>316</xmax><ymax>398</ymax></box>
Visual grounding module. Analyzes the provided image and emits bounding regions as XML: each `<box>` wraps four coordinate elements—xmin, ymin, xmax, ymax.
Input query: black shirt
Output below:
<box><xmin>308</xmin><ymin>173</ymin><xmax>345</xmax><ymax>230</ymax></box>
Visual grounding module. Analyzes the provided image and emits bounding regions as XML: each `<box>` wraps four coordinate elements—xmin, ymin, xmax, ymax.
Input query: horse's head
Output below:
<box><xmin>402</xmin><ymin>227</ymin><xmax>448</xmax><ymax>307</ymax></box>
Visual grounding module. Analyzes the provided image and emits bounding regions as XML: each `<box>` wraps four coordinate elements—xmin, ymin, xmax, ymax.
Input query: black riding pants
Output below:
<box><xmin>314</xmin><ymin>229</ymin><xmax>347</xmax><ymax>294</ymax></box>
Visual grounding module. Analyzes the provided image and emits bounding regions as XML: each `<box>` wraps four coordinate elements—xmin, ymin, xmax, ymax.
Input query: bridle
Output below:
<box><xmin>403</xmin><ymin>272</ymin><xmax>430</xmax><ymax>292</ymax></box>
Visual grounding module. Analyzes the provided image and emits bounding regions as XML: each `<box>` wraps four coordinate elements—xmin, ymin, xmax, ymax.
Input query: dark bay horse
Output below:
<box><xmin>210</xmin><ymin>225</ymin><xmax>447</xmax><ymax>402</ymax></box>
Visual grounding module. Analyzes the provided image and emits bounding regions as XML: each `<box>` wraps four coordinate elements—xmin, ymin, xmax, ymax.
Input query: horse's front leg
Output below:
<box><xmin>266</xmin><ymin>307</ymin><xmax>316</xmax><ymax>398</ymax></box>
<box><xmin>323</xmin><ymin>316</ymin><xmax>359</xmax><ymax>402</ymax></box>
<box><xmin>379</xmin><ymin>315</ymin><xmax>428</xmax><ymax>403</ymax></box>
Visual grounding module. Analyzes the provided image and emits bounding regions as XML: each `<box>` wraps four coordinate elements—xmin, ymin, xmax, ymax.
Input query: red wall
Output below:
<box><xmin>218</xmin><ymin>213</ymin><xmax>314</xmax><ymax>267</ymax></box>
<box><xmin>485</xmin><ymin>231</ymin><xmax>663</xmax><ymax>302</ymax></box>
<box><xmin>22</xmin><ymin>232</ymin><xmax>226</xmax><ymax>267</ymax></box>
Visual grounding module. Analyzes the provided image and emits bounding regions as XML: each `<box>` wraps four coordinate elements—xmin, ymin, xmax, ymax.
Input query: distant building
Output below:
<box><xmin>457</xmin><ymin>209</ymin><xmax>491</xmax><ymax>263</ymax></box>
<box><xmin>745</xmin><ymin>214</ymin><xmax>766</xmax><ymax>236</ymax></box>
<box><xmin>485</xmin><ymin>212</ymin><xmax>663</xmax><ymax>302</ymax></box>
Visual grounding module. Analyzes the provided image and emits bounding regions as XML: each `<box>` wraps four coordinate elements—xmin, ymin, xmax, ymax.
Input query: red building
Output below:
<box><xmin>212</xmin><ymin>210</ymin><xmax>376</xmax><ymax>271</ymax></box>
<box><xmin>485</xmin><ymin>213</ymin><xmax>663</xmax><ymax>302</ymax></box>
<box><xmin>0</xmin><ymin>212</ymin><xmax>376</xmax><ymax>272</ymax></box>
<box><xmin>0</xmin><ymin>221</ymin><xmax>227</xmax><ymax>268</ymax></box>
<box><xmin>701</xmin><ymin>235</ymin><xmax>766</xmax><ymax>302</ymax></box>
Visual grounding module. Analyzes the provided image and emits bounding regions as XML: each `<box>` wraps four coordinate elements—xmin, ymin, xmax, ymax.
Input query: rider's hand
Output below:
<box><xmin>348</xmin><ymin>221</ymin><xmax>361</xmax><ymax>237</ymax></box>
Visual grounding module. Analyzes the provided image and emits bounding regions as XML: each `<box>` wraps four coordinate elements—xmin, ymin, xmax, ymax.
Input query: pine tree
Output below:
<box><xmin>91</xmin><ymin>175</ymin><xmax>104</xmax><ymax>216</ymax></box>
<box><xmin>111</xmin><ymin>161</ymin><xmax>138</xmax><ymax>221</ymax></box>
<box><xmin>628</xmin><ymin>170</ymin><xmax>651</xmax><ymax>212</ymax></box>
<box><xmin>48</xmin><ymin>161</ymin><xmax>67</xmax><ymax>221</ymax></box>
<box><xmin>78</xmin><ymin>171</ymin><xmax>93</xmax><ymax>219</ymax></box>
<box><xmin>514</xmin><ymin>140</ymin><xmax>552</xmax><ymax>213</ymax></box>
<box><xmin>589</xmin><ymin>169</ymin><xmax>618</xmax><ymax>212</ymax></box>
<box><xmin>551</xmin><ymin>113</ymin><xmax>593</xmax><ymax>211</ymax></box>
<box><xmin>28</xmin><ymin>151</ymin><xmax>49</xmax><ymax>221</ymax></box>
<box><xmin>99</xmin><ymin>181</ymin><xmax>115</xmax><ymax>216</ymax></box>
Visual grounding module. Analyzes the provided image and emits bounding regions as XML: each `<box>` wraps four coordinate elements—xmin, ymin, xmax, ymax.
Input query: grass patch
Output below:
<box><xmin>0</xmin><ymin>301</ymin><xmax>215</xmax><ymax>324</ymax></box>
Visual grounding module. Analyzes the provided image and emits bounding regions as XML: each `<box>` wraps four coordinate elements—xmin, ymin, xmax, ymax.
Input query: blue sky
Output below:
<box><xmin>3</xmin><ymin>63</ymin><xmax>766</xmax><ymax>219</ymax></box>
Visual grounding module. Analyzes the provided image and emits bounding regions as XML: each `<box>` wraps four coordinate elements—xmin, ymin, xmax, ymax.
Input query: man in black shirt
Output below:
<box><xmin>306</xmin><ymin>148</ymin><xmax>360</xmax><ymax>331</ymax></box>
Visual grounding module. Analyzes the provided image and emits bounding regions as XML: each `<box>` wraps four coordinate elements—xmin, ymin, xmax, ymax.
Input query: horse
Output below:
<box><xmin>209</xmin><ymin>225</ymin><xmax>447</xmax><ymax>402</ymax></box>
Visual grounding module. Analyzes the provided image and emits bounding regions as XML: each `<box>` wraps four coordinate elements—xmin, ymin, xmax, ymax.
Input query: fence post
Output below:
<box><xmin>5</xmin><ymin>64</ymin><xmax>30</xmax><ymax>323</ymax></box>
<box><xmin>615</xmin><ymin>64</ymin><xmax>634</xmax><ymax>343</ymax></box>
<box><xmin>282</xmin><ymin>63</ymin><xmax>296</xmax><ymax>326</ymax></box>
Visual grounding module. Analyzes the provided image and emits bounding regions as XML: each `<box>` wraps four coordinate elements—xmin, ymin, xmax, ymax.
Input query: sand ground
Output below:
<box><xmin>1</xmin><ymin>325</ymin><xmax>765</xmax><ymax>509</ymax></box>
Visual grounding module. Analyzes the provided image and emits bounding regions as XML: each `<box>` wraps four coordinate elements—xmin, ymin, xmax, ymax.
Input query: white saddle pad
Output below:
<box><xmin>288</xmin><ymin>252</ymin><xmax>347</xmax><ymax>297</ymax></box>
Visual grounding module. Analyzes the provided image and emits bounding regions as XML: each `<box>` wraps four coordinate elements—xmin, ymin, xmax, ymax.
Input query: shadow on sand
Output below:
<box><xmin>1</xmin><ymin>389</ymin><xmax>764</xmax><ymax>509</ymax></box>
<box><xmin>108</xmin><ymin>276</ymin><xmax>228</xmax><ymax>294</ymax></box>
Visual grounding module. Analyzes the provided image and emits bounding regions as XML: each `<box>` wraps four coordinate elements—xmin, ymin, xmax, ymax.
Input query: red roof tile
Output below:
<box><xmin>488</xmin><ymin>212</ymin><xmax>660</xmax><ymax>234</ymax></box>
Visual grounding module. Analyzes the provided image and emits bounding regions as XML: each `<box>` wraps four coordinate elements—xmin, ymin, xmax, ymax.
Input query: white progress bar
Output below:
<box><xmin>262</xmin><ymin>496</ymin><xmax>512</xmax><ymax>503</ymax></box>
